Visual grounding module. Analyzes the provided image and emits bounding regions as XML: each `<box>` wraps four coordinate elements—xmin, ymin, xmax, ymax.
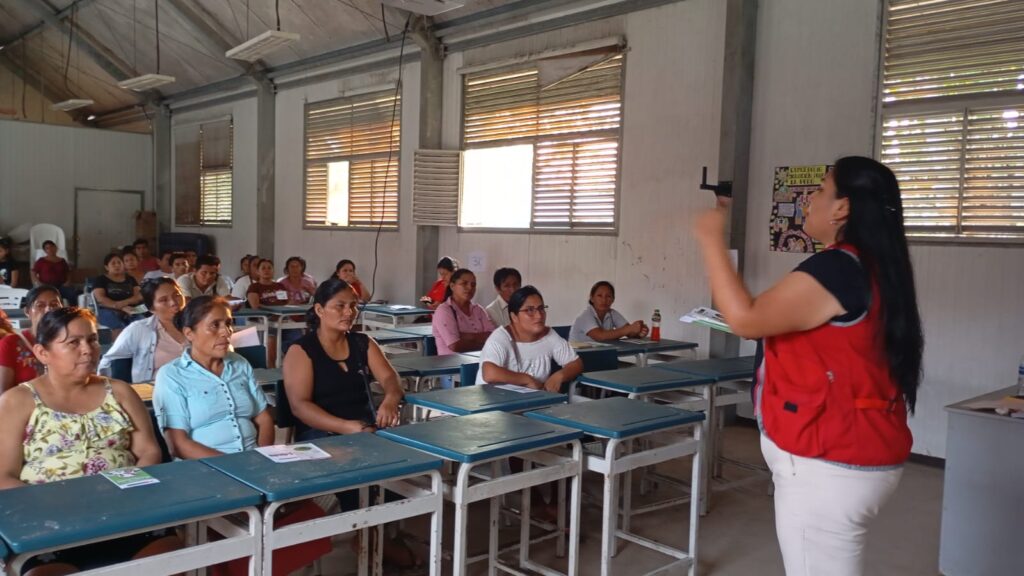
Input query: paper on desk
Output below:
<box><xmin>101</xmin><ymin>467</ymin><xmax>160</xmax><ymax>489</ymax></box>
<box><xmin>231</xmin><ymin>326</ymin><xmax>261</xmax><ymax>348</ymax></box>
<box><xmin>962</xmin><ymin>396</ymin><xmax>1024</xmax><ymax>413</ymax></box>
<box><xmin>570</xmin><ymin>341</ymin><xmax>612</xmax><ymax>350</ymax></box>
<box><xmin>257</xmin><ymin>443</ymin><xmax>331</xmax><ymax>463</ymax></box>
<box><xmin>389</xmin><ymin>305</ymin><xmax>416</xmax><ymax>310</ymax></box>
<box><xmin>131</xmin><ymin>383</ymin><xmax>154</xmax><ymax>402</ymax></box>
<box><xmin>680</xmin><ymin>306</ymin><xmax>733</xmax><ymax>334</ymax></box>
<box><xmin>125</xmin><ymin>304</ymin><xmax>148</xmax><ymax>316</ymax></box>
<box><xmin>494</xmin><ymin>384</ymin><xmax>538</xmax><ymax>394</ymax></box>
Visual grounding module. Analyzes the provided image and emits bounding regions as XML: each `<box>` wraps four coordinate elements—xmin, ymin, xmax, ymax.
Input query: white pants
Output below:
<box><xmin>761</xmin><ymin>435</ymin><xmax>903</xmax><ymax>576</ymax></box>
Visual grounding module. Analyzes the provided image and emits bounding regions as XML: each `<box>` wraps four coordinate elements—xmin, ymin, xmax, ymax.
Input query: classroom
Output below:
<box><xmin>0</xmin><ymin>0</ymin><xmax>1021</xmax><ymax>575</ymax></box>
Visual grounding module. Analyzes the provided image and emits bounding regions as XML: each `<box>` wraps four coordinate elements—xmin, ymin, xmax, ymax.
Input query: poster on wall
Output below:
<box><xmin>769</xmin><ymin>164</ymin><xmax>830</xmax><ymax>253</ymax></box>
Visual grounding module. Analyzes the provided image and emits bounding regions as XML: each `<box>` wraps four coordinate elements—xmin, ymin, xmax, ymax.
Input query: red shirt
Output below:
<box><xmin>425</xmin><ymin>279</ymin><xmax>446</xmax><ymax>306</ymax></box>
<box><xmin>247</xmin><ymin>282</ymin><xmax>288</xmax><ymax>307</ymax></box>
<box><xmin>32</xmin><ymin>257</ymin><xmax>69</xmax><ymax>286</ymax></box>
<box><xmin>0</xmin><ymin>331</ymin><xmax>43</xmax><ymax>390</ymax></box>
<box><xmin>138</xmin><ymin>256</ymin><xmax>161</xmax><ymax>273</ymax></box>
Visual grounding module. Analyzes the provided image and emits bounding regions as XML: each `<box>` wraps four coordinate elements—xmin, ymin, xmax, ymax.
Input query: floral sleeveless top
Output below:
<box><xmin>21</xmin><ymin>380</ymin><xmax>137</xmax><ymax>484</ymax></box>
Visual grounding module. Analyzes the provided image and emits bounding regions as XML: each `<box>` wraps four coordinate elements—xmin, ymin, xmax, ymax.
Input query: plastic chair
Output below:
<box><xmin>29</xmin><ymin>223</ymin><xmax>68</xmax><ymax>262</ymax></box>
<box><xmin>150</xmin><ymin>412</ymin><xmax>173</xmax><ymax>463</ymax></box>
<box><xmin>424</xmin><ymin>335</ymin><xmax>437</xmax><ymax>356</ymax></box>
<box><xmin>459</xmin><ymin>362</ymin><xmax>479</xmax><ymax>387</ymax></box>
<box><xmin>0</xmin><ymin>287</ymin><xmax>28</xmax><ymax>310</ymax></box>
<box><xmin>109</xmin><ymin>357</ymin><xmax>133</xmax><ymax>382</ymax></box>
<box><xmin>274</xmin><ymin>380</ymin><xmax>297</xmax><ymax>443</ymax></box>
<box><xmin>552</xmin><ymin>325</ymin><xmax>571</xmax><ymax>339</ymax></box>
<box><xmin>235</xmin><ymin>345</ymin><xmax>268</xmax><ymax>369</ymax></box>
<box><xmin>580</xmin><ymin>348</ymin><xmax>619</xmax><ymax>372</ymax></box>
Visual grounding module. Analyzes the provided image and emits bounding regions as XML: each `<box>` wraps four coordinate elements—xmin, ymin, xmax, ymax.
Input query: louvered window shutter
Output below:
<box><xmin>199</xmin><ymin>119</ymin><xmax>233</xmax><ymax>226</ymax></box>
<box><xmin>305</xmin><ymin>91</ymin><xmax>401</xmax><ymax>228</ymax></box>
<box><xmin>881</xmin><ymin>0</ymin><xmax>1024</xmax><ymax>239</ymax></box>
<box><xmin>413</xmin><ymin>150</ymin><xmax>461</xmax><ymax>226</ymax></box>
<box><xmin>461</xmin><ymin>51</ymin><xmax>624</xmax><ymax>230</ymax></box>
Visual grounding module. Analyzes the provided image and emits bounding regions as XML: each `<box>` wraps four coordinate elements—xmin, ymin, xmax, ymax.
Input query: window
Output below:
<box><xmin>880</xmin><ymin>0</ymin><xmax>1024</xmax><ymax>239</ymax></box>
<box><xmin>460</xmin><ymin>51</ymin><xmax>624</xmax><ymax>231</ymax></box>
<box><xmin>174</xmin><ymin>118</ymin><xmax>233</xmax><ymax>226</ymax></box>
<box><xmin>304</xmin><ymin>91</ymin><xmax>401</xmax><ymax>228</ymax></box>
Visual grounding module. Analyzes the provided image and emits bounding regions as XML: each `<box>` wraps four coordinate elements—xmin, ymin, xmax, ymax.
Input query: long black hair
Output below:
<box><xmin>36</xmin><ymin>306</ymin><xmax>97</xmax><ymax>347</ymax></box>
<box><xmin>508</xmin><ymin>285</ymin><xmax>543</xmax><ymax>315</ymax></box>
<box><xmin>306</xmin><ymin>277</ymin><xmax>354</xmax><ymax>331</ymax></box>
<box><xmin>833</xmin><ymin>156</ymin><xmax>924</xmax><ymax>412</ymax></box>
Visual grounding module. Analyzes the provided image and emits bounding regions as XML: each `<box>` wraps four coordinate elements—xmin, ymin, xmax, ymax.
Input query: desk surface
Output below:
<box><xmin>526</xmin><ymin>397</ymin><xmax>704</xmax><ymax>439</ymax></box>
<box><xmin>387</xmin><ymin>324</ymin><xmax>435</xmax><ymax>337</ymax></box>
<box><xmin>405</xmin><ymin>385</ymin><xmax>566</xmax><ymax>416</ymax></box>
<box><xmin>0</xmin><ymin>460</ymin><xmax>262</xmax><ymax>554</ymax></box>
<box><xmin>379</xmin><ymin>411</ymin><xmax>582</xmax><ymax>464</ymax></box>
<box><xmin>608</xmin><ymin>338</ymin><xmax>699</xmax><ymax>355</ymax></box>
<box><xmin>260</xmin><ymin>305</ymin><xmax>312</xmax><ymax>316</ymax></box>
<box><xmin>945</xmin><ymin>386</ymin><xmax>1024</xmax><ymax>424</ymax></box>
<box><xmin>362</xmin><ymin>304</ymin><xmax>433</xmax><ymax>317</ymax></box>
<box><xmin>653</xmin><ymin>356</ymin><xmax>755</xmax><ymax>381</ymax></box>
<box><xmin>233</xmin><ymin>308</ymin><xmax>271</xmax><ymax>318</ymax></box>
<box><xmin>253</xmin><ymin>368</ymin><xmax>283</xmax><ymax>386</ymax></box>
<box><xmin>366</xmin><ymin>329</ymin><xmax>426</xmax><ymax>345</ymax></box>
<box><xmin>580</xmin><ymin>366</ymin><xmax>714</xmax><ymax>394</ymax></box>
<box><xmin>390</xmin><ymin>353</ymin><xmax>477</xmax><ymax>377</ymax></box>
<box><xmin>202</xmin><ymin>434</ymin><xmax>442</xmax><ymax>502</ymax></box>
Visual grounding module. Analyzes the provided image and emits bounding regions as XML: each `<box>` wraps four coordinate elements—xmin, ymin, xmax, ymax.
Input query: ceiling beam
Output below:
<box><xmin>163</xmin><ymin>0</ymin><xmax>269</xmax><ymax>82</ymax></box>
<box><xmin>19</xmin><ymin>0</ymin><xmax>159</xmax><ymax>107</ymax></box>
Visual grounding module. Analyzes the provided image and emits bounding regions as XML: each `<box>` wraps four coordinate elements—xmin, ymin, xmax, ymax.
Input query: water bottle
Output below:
<box><xmin>650</xmin><ymin>309</ymin><xmax>661</xmax><ymax>342</ymax></box>
<box><xmin>1017</xmin><ymin>355</ymin><xmax>1024</xmax><ymax>397</ymax></box>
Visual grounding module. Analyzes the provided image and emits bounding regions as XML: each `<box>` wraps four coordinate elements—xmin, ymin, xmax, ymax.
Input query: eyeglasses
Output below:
<box><xmin>518</xmin><ymin>305</ymin><xmax>549</xmax><ymax>316</ymax></box>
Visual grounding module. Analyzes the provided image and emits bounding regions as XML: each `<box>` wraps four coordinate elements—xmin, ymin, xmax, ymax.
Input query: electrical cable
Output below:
<box><xmin>63</xmin><ymin>5</ymin><xmax>75</xmax><ymax>93</ymax></box>
<box><xmin>276</xmin><ymin>0</ymin><xmax>282</xmax><ymax>31</ymax></box>
<box><xmin>154</xmin><ymin>0</ymin><xmax>160</xmax><ymax>74</ymax></box>
<box><xmin>367</xmin><ymin>14</ymin><xmax>411</xmax><ymax>304</ymax></box>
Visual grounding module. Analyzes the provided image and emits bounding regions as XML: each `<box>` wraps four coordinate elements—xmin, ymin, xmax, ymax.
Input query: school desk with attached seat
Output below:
<box><xmin>359</xmin><ymin>304</ymin><xmax>433</xmax><ymax>329</ymax></box>
<box><xmin>202</xmin><ymin>434</ymin><xmax>444</xmax><ymax>576</ymax></box>
<box><xmin>0</xmin><ymin>459</ymin><xmax>263</xmax><ymax>576</ymax></box>
<box><xmin>526</xmin><ymin>397</ymin><xmax>705</xmax><ymax>576</ymax></box>
<box><xmin>380</xmin><ymin>411</ymin><xmax>584</xmax><ymax>576</ymax></box>
<box><xmin>605</xmin><ymin>338</ymin><xmax>699</xmax><ymax>367</ymax></box>
<box><xmin>389</xmin><ymin>353</ymin><xmax>478</xmax><ymax>393</ymax></box>
<box><xmin>363</xmin><ymin>328</ymin><xmax>425</xmax><ymax>356</ymax></box>
<box><xmin>259</xmin><ymin>305</ymin><xmax>312</xmax><ymax>368</ymax></box>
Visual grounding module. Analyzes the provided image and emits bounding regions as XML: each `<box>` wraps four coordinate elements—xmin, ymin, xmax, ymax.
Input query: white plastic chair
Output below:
<box><xmin>0</xmin><ymin>287</ymin><xmax>29</xmax><ymax>310</ymax></box>
<box><xmin>29</xmin><ymin>223</ymin><xmax>68</xmax><ymax>262</ymax></box>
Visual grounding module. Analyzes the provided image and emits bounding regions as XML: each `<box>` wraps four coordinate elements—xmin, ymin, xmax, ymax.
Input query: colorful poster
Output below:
<box><xmin>769</xmin><ymin>165</ymin><xmax>830</xmax><ymax>252</ymax></box>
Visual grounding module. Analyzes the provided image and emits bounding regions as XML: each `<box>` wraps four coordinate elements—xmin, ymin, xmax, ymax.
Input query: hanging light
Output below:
<box><xmin>118</xmin><ymin>0</ymin><xmax>175</xmax><ymax>91</ymax></box>
<box><xmin>51</xmin><ymin>5</ymin><xmax>94</xmax><ymax>111</ymax></box>
<box><xmin>226</xmin><ymin>0</ymin><xmax>299</xmax><ymax>61</ymax></box>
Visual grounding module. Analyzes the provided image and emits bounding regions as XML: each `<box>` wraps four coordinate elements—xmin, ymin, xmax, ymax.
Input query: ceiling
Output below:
<box><xmin>0</xmin><ymin>0</ymin><xmax>514</xmax><ymax>125</ymax></box>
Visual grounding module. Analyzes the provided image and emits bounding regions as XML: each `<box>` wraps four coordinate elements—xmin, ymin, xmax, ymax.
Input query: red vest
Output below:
<box><xmin>756</xmin><ymin>245</ymin><xmax>912</xmax><ymax>467</ymax></box>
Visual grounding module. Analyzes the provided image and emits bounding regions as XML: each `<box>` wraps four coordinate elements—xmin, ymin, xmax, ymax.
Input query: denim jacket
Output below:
<box><xmin>98</xmin><ymin>315</ymin><xmax>159</xmax><ymax>383</ymax></box>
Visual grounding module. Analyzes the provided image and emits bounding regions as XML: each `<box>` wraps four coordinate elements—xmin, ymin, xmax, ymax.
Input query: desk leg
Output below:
<box><xmin>358</xmin><ymin>487</ymin><xmax>369</xmax><ymax>576</ymax></box>
<box><xmin>556</xmin><ymin>477</ymin><xmax>566</xmax><ymax>558</ymax></box>
<box><xmin>567</xmin><ymin>440</ymin><xmax>582</xmax><ymax>576</ymax></box>
<box><xmin>429</xmin><ymin>471</ymin><xmax>443</xmax><ymax>576</ymax></box>
<box><xmin>690</xmin><ymin>424</ymin><xmax>703</xmax><ymax>576</ymax></box>
<box><xmin>601</xmin><ymin>439</ymin><xmax>621</xmax><ymax>576</ymax></box>
<box><xmin>700</xmin><ymin>383</ymin><xmax>715</xmax><ymax>516</ymax></box>
<box><xmin>454</xmin><ymin>463</ymin><xmax>472</xmax><ymax>576</ymax></box>
<box><xmin>620</xmin><ymin>439</ymin><xmax>633</xmax><ymax>547</ymax></box>
<box><xmin>489</xmin><ymin>461</ymin><xmax>500</xmax><ymax>576</ymax></box>
<box><xmin>519</xmin><ymin>460</ymin><xmax>532</xmax><ymax>568</ymax></box>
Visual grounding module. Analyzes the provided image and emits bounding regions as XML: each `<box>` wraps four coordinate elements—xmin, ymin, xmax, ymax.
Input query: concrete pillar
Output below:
<box><xmin>255</xmin><ymin>78</ymin><xmax>276</xmax><ymax>260</ymax></box>
<box><xmin>152</xmin><ymin>106</ymin><xmax>173</xmax><ymax>237</ymax></box>
<box><xmin>413</xmin><ymin>17</ymin><xmax>444</xmax><ymax>297</ymax></box>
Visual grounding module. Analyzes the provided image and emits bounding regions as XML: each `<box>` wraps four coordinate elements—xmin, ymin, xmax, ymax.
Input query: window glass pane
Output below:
<box><xmin>460</xmin><ymin>145</ymin><xmax>534</xmax><ymax>228</ymax></box>
<box><xmin>327</xmin><ymin>161</ymin><xmax>350</xmax><ymax>226</ymax></box>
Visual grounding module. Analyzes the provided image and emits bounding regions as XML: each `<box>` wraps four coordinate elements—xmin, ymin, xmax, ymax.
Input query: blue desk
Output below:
<box><xmin>390</xmin><ymin>353</ymin><xmax>477</xmax><ymax>393</ymax></box>
<box><xmin>204</xmin><ymin>434</ymin><xmax>444</xmax><ymax>576</ymax></box>
<box><xmin>360</xmin><ymin>304</ymin><xmax>433</xmax><ymax>329</ymax></box>
<box><xmin>406</xmin><ymin>385</ymin><xmax>566</xmax><ymax>418</ymax></box>
<box><xmin>526</xmin><ymin>398</ymin><xmax>705</xmax><ymax>575</ymax></box>
<box><xmin>257</xmin><ymin>305</ymin><xmax>312</xmax><ymax>367</ymax></box>
<box><xmin>381</xmin><ymin>412</ymin><xmax>584</xmax><ymax>576</ymax></box>
<box><xmin>607</xmin><ymin>338</ymin><xmax>699</xmax><ymax>367</ymax></box>
<box><xmin>387</xmin><ymin>324</ymin><xmax>434</xmax><ymax>337</ymax></box>
<box><xmin>0</xmin><ymin>460</ymin><xmax>263</xmax><ymax>575</ymax></box>
<box><xmin>653</xmin><ymin>356</ymin><xmax>755</xmax><ymax>381</ymax></box>
<box><xmin>577</xmin><ymin>366</ymin><xmax>714</xmax><ymax>396</ymax></box>
<box><xmin>364</xmin><ymin>328</ymin><xmax>425</xmax><ymax>356</ymax></box>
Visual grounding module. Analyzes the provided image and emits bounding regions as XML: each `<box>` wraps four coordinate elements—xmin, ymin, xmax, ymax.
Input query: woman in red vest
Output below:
<box><xmin>695</xmin><ymin>157</ymin><xmax>923</xmax><ymax>576</ymax></box>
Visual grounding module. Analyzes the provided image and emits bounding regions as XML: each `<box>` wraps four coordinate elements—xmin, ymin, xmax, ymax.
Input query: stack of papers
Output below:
<box><xmin>681</xmin><ymin>306</ymin><xmax>732</xmax><ymax>334</ymax></box>
<box><xmin>494</xmin><ymin>384</ymin><xmax>538</xmax><ymax>394</ymax></box>
<box><xmin>101</xmin><ymin>467</ymin><xmax>160</xmax><ymax>489</ymax></box>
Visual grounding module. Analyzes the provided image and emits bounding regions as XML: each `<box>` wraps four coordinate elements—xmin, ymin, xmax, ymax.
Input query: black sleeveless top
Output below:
<box><xmin>293</xmin><ymin>330</ymin><xmax>374</xmax><ymax>439</ymax></box>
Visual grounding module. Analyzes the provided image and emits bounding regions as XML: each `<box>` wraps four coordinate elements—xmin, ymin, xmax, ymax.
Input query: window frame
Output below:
<box><xmin>457</xmin><ymin>54</ymin><xmax>626</xmax><ymax>235</ymax></box>
<box><xmin>875</xmin><ymin>0</ymin><xmax>1024</xmax><ymax>245</ymax></box>
<box><xmin>301</xmin><ymin>90</ymin><xmax>402</xmax><ymax>232</ymax></box>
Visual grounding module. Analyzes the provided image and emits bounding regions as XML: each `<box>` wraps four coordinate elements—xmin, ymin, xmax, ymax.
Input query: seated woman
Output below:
<box><xmin>284</xmin><ymin>277</ymin><xmax>403</xmax><ymax>439</ymax></box>
<box><xmin>92</xmin><ymin>253</ymin><xmax>144</xmax><ymax>337</ymax></box>
<box><xmin>0</xmin><ymin>306</ymin><xmax>181</xmax><ymax>574</ymax></box>
<box><xmin>247</xmin><ymin>258</ymin><xmax>287</xmax><ymax>366</ymax></box>
<box><xmin>432</xmin><ymin>268</ymin><xmax>495</xmax><ymax>356</ymax></box>
<box><xmin>333</xmin><ymin>259</ymin><xmax>370</xmax><ymax>302</ymax></box>
<box><xmin>0</xmin><ymin>309</ymin><xmax>13</xmax><ymax>340</ymax></box>
<box><xmin>153</xmin><ymin>296</ymin><xmax>273</xmax><ymax>458</ymax></box>
<box><xmin>231</xmin><ymin>254</ymin><xmax>259</xmax><ymax>300</ymax></box>
<box><xmin>280</xmin><ymin>257</ymin><xmax>317</xmax><ymax>304</ymax></box>
<box><xmin>0</xmin><ymin>285</ymin><xmax>62</xmax><ymax>393</ymax></box>
<box><xmin>478</xmin><ymin>286</ymin><xmax>583</xmax><ymax>390</ymax></box>
<box><xmin>98</xmin><ymin>278</ymin><xmax>187</xmax><ymax>383</ymax></box>
<box><xmin>420</xmin><ymin>256</ymin><xmax>457</xmax><ymax>310</ymax></box>
<box><xmin>120</xmin><ymin>250</ymin><xmax>146</xmax><ymax>285</ymax></box>
<box><xmin>569</xmin><ymin>280</ymin><xmax>649</xmax><ymax>343</ymax></box>
<box><xmin>32</xmin><ymin>240</ymin><xmax>77</xmax><ymax>303</ymax></box>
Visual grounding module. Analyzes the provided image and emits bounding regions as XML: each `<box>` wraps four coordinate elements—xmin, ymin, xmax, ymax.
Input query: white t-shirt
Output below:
<box><xmin>485</xmin><ymin>296</ymin><xmax>510</xmax><ymax>328</ymax></box>
<box><xmin>477</xmin><ymin>327</ymin><xmax>579</xmax><ymax>385</ymax></box>
<box><xmin>569</xmin><ymin>305</ymin><xmax>629</xmax><ymax>343</ymax></box>
<box><xmin>231</xmin><ymin>276</ymin><xmax>253</xmax><ymax>299</ymax></box>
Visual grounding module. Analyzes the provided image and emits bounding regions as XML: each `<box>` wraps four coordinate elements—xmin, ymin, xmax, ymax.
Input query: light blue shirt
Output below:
<box><xmin>98</xmin><ymin>315</ymin><xmax>160</xmax><ymax>383</ymax></box>
<box><xmin>569</xmin><ymin>305</ymin><xmax>629</xmax><ymax>343</ymax></box>
<box><xmin>154</xmin><ymin>350</ymin><xmax>269</xmax><ymax>454</ymax></box>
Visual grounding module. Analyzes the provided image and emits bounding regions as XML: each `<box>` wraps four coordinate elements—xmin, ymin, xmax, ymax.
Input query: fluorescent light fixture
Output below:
<box><xmin>51</xmin><ymin>99</ymin><xmax>94</xmax><ymax>111</ymax></box>
<box><xmin>225</xmin><ymin>30</ymin><xmax>300</xmax><ymax>62</ymax></box>
<box><xmin>118</xmin><ymin>73</ymin><xmax>176</xmax><ymax>91</ymax></box>
<box><xmin>382</xmin><ymin>0</ymin><xmax>464</xmax><ymax>15</ymax></box>
<box><xmin>87</xmin><ymin>114</ymin><xmax>96</xmax><ymax>121</ymax></box>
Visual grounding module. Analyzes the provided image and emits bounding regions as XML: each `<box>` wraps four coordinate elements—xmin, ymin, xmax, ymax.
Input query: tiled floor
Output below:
<box><xmin>315</xmin><ymin>424</ymin><xmax>944</xmax><ymax>575</ymax></box>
